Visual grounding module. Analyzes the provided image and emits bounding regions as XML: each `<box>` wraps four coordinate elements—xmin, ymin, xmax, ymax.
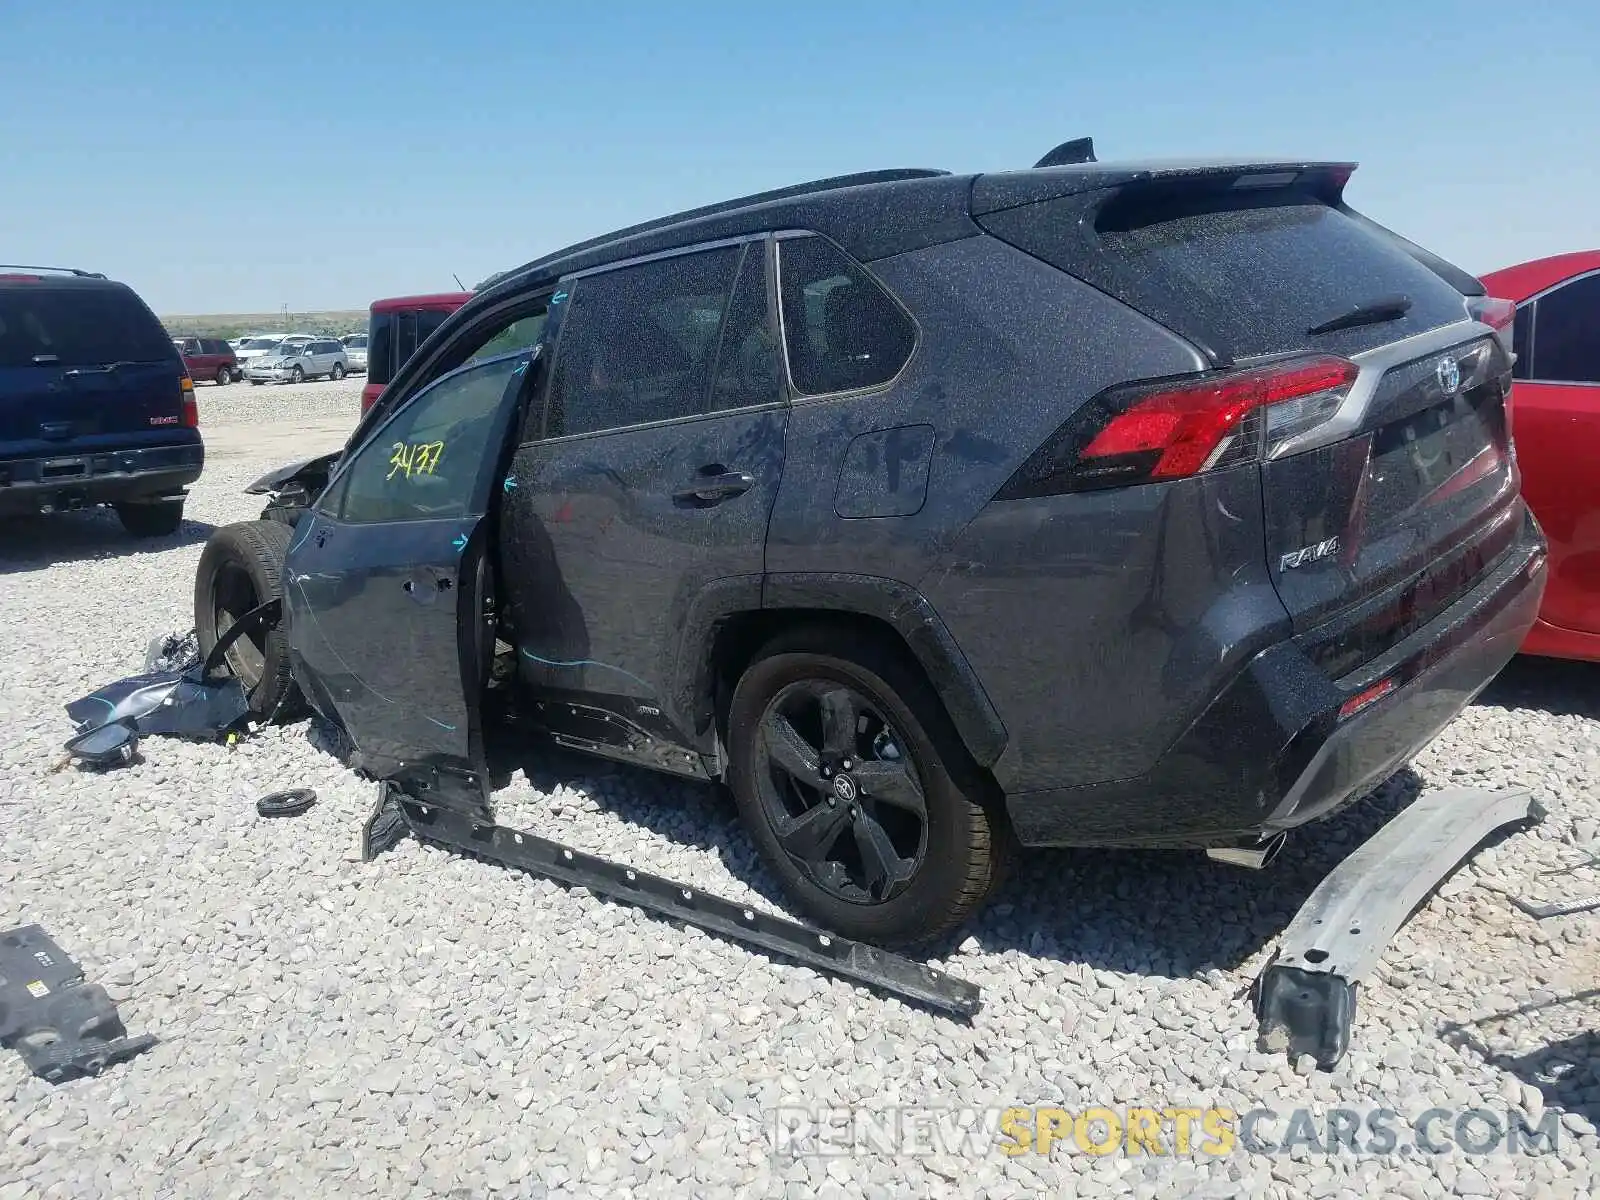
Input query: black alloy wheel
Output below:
<box><xmin>753</xmin><ymin>680</ymin><xmax>929</xmax><ymax>905</ymax></box>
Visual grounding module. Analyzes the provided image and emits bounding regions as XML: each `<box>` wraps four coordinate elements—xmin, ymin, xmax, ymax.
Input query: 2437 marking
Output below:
<box><xmin>388</xmin><ymin>440</ymin><xmax>445</xmax><ymax>480</ymax></box>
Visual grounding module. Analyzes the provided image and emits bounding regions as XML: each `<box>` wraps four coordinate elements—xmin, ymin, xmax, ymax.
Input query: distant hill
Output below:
<box><xmin>160</xmin><ymin>309</ymin><xmax>369</xmax><ymax>340</ymax></box>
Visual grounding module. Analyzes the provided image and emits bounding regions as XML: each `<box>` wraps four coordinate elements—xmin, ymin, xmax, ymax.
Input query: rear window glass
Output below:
<box><xmin>0</xmin><ymin>286</ymin><xmax>174</xmax><ymax>368</ymax></box>
<box><xmin>980</xmin><ymin>189</ymin><xmax>1471</xmax><ymax>360</ymax></box>
<box><xmin>1528</xmin><ymin>272</ymin><xmax>1600</xmax><ymax>385</ymax></box>
<box><xmin>368</xmin><ymin>312</ymin><xmax>394</xmax><ymax>385</ymax></box>
<box><xmin>778</xmin><ymin>236</ymin><xmax>914</xmax><ymax>394</ymax></box>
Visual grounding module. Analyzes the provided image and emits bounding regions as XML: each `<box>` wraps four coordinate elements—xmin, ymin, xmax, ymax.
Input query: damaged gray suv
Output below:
<box><xmin>193</xmin><ymin>147</ymin><xmax>1547</xmax><ymax>948</ymax></box>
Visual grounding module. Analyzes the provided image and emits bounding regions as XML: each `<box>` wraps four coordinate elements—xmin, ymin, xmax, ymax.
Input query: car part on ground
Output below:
<box><xmin>63</xmin><ymin>720</ymin><xmax>141</xmax><ymax>768</ymax></box>
<box><xmin>368</xmin><ymin>782</ymin><xmax>982</xmax><ymax>1017</ymax></box>
<box><xmin>61</xmin><ymin>606</ymin><xmax>275</xmax><ymax>766</ymax></box>
<box><xmin>256</xmin><ymin>787</ymin><xmax>317</xmax><ymax>818</ymax></box>
<box><xmin>1252</xmin><ymin>786</ymin><xmax>1545</xmax><ymax>1070</ymax></box>
<box><xmin>1509</xmin><ymin>892</ymin><xmax>1600</xmax><ymax>919</ymax></box>
<box><xmin>0</xmin><ymin>925</ymin><xmax>157</xmax><ymax>1083</ymax></box>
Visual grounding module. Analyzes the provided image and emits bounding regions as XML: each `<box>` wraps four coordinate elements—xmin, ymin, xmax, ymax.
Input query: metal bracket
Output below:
<box><xmin>1510</xmin><ymin>893</ymin><xmax>1600</xmax><ymax>920</ymax></box>
<box><xmin>383</xmin><ymin>784</ymin><xmax>981</xmax><ymax>1017</ymax></box>
<box><xmin>0</xmin><ymin>925</ymin><xmax>157</xmax><ymax>1083</ymax></box>
<box><xmin>1254</xmin><ymin>787</ymin><xmax>1544</xmax><ymax>1069</ymax></box>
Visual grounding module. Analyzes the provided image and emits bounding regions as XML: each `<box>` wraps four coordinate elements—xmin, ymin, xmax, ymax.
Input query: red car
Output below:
<box><xmin>360</xmin><ymin>292</ymin><xmax>471</xmax><ymax>413</ymax></box>
<box><xmin>1480</xmin><ymin>250</ymin><xmax>1600</xmax><ymax>661</ymax></box>
<box><xmin>173</xmin><ymin>335</ymin><xmax>239</xmax><ymax>385</ymax></box>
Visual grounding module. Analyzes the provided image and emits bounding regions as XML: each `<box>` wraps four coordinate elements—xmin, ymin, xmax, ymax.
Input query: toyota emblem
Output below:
<box><xmin>832</xmin><ymin>774</ymin><xmax>859</xmax><ymax>803</ymax></box>
<box><xmin>1436</xmin><ymin>354</ymin><xmax>1461</xmax><ymax>396</ymax></box>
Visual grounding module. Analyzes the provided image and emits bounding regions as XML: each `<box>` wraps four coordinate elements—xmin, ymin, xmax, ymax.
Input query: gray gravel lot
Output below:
<box><xmin>1</xmin><ymin>377</ymin><xmax>1596</xmax><ymax>1198</ymax></box>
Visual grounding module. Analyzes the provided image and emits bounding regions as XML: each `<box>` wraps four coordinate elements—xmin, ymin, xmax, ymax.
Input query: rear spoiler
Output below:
<box><xmin>975</xmin><ymin>157</ymin><xmax>1485</xmax><ymax>299</ymax></box>
<box><xmin>972</xmin><ymin>159</ymin><xmax>1360</xmax><ymax>215</ymax></box>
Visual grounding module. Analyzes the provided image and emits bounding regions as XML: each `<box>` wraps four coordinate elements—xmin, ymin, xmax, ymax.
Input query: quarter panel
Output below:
<box><xmin>923</xmin><ymin>467</ymin><xmax>1289</xmax><ymax>794</ymax></box>
<box><xmin>764</xmin><ymin>234</ymin><xmax>1206</xmax><ymax>585</ymax></box>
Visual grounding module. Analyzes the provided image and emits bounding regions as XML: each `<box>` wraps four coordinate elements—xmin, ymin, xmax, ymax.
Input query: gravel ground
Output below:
<box><xmin>1</xmin><ymin>379</ymin><xmax>1596</xmax><ymax>1199</ymax></box>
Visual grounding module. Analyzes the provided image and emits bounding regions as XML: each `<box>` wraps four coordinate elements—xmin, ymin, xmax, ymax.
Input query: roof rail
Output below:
<box><xmin>0</xmin><ymin>263</ymin><xmax>107</xmax><ymax>278</ymax></box>
<box><xmin>489</xmin><ymin>167</ymin><xmax>951</xmax><ymax>289</ymax></box>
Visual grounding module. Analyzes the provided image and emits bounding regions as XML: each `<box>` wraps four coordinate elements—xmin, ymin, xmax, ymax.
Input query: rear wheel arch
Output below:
<box><xmin>701</xmin><ymin>594</ymin><xmax>1005</xmax><ymax>787</ymax></box>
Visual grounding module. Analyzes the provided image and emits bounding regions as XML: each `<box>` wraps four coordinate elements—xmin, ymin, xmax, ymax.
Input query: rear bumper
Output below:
<box><xmin>0</xmin><ymin>442</ymin><xmax>203</xmax><ymax>516</ymax></box>
<box><xmin>1006</xmin><ymin>512</ymin><xmax>1548</xmax><ymax>847</ymax></box>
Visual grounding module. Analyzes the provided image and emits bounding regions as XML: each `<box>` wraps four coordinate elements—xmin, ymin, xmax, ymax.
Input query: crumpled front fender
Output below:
<box><xmin>244</xmin><ymin>451</ymin><xmax>341</xmax><ymax>498</ymax></box>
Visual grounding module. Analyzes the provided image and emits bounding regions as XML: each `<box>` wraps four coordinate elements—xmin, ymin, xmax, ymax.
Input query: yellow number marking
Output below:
<box><xmin>387</xmin><ymin>440</ymin><xmax>446</xmax><ymax>480</ymax></box>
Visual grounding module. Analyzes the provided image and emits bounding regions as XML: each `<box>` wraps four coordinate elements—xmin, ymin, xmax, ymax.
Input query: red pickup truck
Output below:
<box><xmin>173</xmin><ymin>336</ymin><xmax>239</xmax><ymax>385</ymax></box>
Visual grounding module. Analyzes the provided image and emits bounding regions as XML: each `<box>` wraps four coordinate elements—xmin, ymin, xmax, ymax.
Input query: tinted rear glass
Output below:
<box><xmin>1529</xmin><ymin>272</ymin><xmax>1600</xmax><ymax>384</ymax></box>
<box><xmin>368</xmin><ymin>311</ymin><xmax>394</xmax><ymax>385</ymax></box>
<box><xmin>0</xmin><ymin>285</ymin><xmax>174</xmax><ymax>368</ymax></box>
<box><xmin>980</xmin><ymin>188</ymin><xmax>1471</xmax><ymax>360</ymax></box>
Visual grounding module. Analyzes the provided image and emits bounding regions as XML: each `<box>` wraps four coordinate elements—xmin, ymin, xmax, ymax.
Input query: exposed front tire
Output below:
<box><xmin>290</xmin><ymin>365</ymin><xmax>304</xmax><ymax>384</ymax></box>
<box><xmin>727</xmin><ymin>628</ymin><xmax>1006</xmax><ymax>948</ymax></box>
<box><xmin>194</xmin><ymin>520</ymin><xmax>303</xmax><ymax>720</ymax></box>
<box><xmin>331</xmin><ymin>362</ymin><xmax>345</xmax><ymax>380</ymax></box>
<box><xmin>215</xmin><ymin>366</ymin><xmax>231</xmax><ymax>385</ymax></box>
<box><xmin>115</xmin><ymin>498</ymin><xmax>185</xmax><ymax>537</ymax></box>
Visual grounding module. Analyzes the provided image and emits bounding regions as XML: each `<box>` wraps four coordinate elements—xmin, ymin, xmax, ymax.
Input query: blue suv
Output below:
<box><xmin>0</xmin><ymin>266</ymin><xmax>203</xmax><ymax>536</ymax></box>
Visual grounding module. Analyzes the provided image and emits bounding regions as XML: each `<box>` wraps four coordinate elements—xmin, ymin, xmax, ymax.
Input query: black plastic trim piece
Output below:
<box><xmin>0</xmin><ymin>925</ymin><xmax>156</xmax><ymax>1083</ymax></box>
<box><xmin>256</xmin><ymin>788</ymin><xmax>317</xmax><ymax>818</ymax></box>
<box><xmin>761</xmin><ymin>572</ymin><xmax>1008</xmax><ymax>767</ymax></box>
<box><xmin>392</xmin><ymin>786</ymin><xmax>981</xmax><ymax>1017</ymax></box>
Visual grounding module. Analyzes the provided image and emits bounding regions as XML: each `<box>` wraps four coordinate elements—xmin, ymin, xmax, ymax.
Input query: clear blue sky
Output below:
<box><xmin>3</xmin><ymin>0</ymin><xmax>1594</xmax><ymax>315</ymax></box>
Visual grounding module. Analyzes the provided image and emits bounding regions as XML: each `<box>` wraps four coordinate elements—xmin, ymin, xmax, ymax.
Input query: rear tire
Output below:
<box><xmin>726</xmin><ymin>627</ymin><xmax>1006</xmax><ymax>948</ymax></box>
<box><xmin>331</xmin><ymin>362</ymin><xmax>345</xmax><ymax>381</ymax></box>
<box><xmin>194</xmin><ymin>520</ymin><xmax>302</xmax><ymax>720</ymax></box>
<box><xmin>116</xmin><ymin>499</ymin><xmax>184</xmax><ymax>538</ymax></box>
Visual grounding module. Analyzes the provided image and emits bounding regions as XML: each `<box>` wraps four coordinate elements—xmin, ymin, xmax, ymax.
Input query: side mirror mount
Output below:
<box><xmin>64</xmin><ymin>720</ymin><xmax>140</xmax><ymax>768</ymax></box>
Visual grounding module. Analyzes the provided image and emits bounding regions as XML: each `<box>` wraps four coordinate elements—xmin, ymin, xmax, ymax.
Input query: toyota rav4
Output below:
<box><xmin>193</xmin><ymin>147</ymin><xmax>1546</xmax><ymax>947</ymax></box>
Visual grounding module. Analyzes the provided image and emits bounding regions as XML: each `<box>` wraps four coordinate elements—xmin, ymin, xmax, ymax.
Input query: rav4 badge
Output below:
<box><xmin>1280</xmin><ymin>536</ymin><xmax>1341</xmax><ymax>571</ymax></box>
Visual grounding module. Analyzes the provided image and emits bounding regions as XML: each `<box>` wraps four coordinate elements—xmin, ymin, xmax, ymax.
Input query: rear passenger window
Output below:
<box><xmin>545</xmin><ymin>245</ymin><xmax>742</xmax><ymax>437</ymax></box>
<box><xmin>777</xmin><ymin>235</ymin><xmax>914</xmax><ymax>395</ymax></box>
<box><xmin>1529</xmin><ymin>273</ymin><xmax>1600</xmax><ymax>384</ymax></box>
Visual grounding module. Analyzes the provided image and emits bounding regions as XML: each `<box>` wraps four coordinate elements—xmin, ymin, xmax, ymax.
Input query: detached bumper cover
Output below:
<box><xmin>1253</xmin><ymin>786</ymin><xmax>1544</xmax><ymax>1069</ymax></box>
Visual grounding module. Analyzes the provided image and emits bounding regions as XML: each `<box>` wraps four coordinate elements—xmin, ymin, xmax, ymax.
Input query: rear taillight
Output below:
<box><xmin>996</xmin><ymin>355</ymin><xmax>1359</xmax><ymax>498</ymax></box>
<box><xmin>181</xmin><ymin>375</ymin><xmax>198</xmax><ymax>427</ymax></box>
<box><xmin>1467</xmin><ymin>295</ymin><xmax>1516</xmax><ymax>331</ymax></box>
